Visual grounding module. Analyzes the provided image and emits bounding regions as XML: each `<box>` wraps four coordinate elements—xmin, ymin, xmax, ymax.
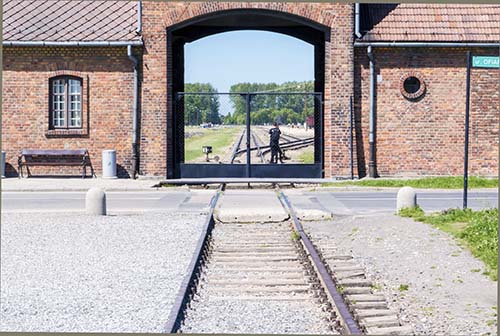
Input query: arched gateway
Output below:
<box><xmin>140</xmin><ymin>2</ymin><xmax>354</xmax><ymax>178</ymax></box>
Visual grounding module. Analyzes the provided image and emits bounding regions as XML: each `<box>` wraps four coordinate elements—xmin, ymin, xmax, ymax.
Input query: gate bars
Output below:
<box><xmin>173</xmin><ymin>91</ymin><xmax>324</xmax><ymax>179</ymax></box>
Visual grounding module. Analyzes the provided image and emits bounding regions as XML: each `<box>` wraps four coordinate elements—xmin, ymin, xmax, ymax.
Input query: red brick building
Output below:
<box><xmin>2</xmin><ymin>1</ymin><xmax>499</xmax><ymax>178</ymax></box>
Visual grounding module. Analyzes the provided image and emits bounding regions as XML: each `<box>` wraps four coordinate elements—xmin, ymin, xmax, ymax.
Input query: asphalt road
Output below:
<box><xmin>0</xmin><ymin>190</ymin><xmax>214</xmax><ymax>213</ymax></box>
<box><xmin>1</xmin><ymin>189</ymin><xmax>497</xmax><ymax>214</ymax></box>
<box><xmin>310</xmin><ymin>190</ymin><xmax>498</xmax><ymax>215</ymax></box>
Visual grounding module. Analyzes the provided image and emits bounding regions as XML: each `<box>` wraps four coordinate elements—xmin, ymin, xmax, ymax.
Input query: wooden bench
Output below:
<box><xmin>18</xmin><ymin>149</ymin><xmax>95</xmax><ymax>178</ymax></box>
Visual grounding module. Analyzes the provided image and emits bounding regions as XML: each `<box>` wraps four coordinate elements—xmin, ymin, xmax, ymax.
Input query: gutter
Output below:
<box><xmin>2</xmin><ymin>41</ymin><xmax>143</xmax><ymax>47</ymax></box>
<box><xmin>367</xmin><ymin>46</ymin><xmax>377</xmax><ymax>178</ymax></box>
<box><xmin>127</xmin><ymin>45</ymin><xmax>140</xmax><ymax>179</ymax></box>
<box><xmin>354</xmin><ymin>4</ymin><xmax>362</xmax><ymax>38</ymax></box>
<box><xmin>354</xmin><ymin>42</ymin><xmax>500</xmax><ymax>48</ymax></box>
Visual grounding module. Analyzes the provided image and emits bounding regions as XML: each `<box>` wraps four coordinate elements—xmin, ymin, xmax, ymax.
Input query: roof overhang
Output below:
<box><xmin>354</xmin><ymin>41</ymin><xmax>500</xmax><ymax>48</ymax></box>
<box><xmin>2</xmin><ymin>40</ymin><xmax>143</xmax><ymax>47</ymax></box>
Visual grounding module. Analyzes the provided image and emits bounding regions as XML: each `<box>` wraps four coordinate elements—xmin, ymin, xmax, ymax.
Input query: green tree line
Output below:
<box><xmin>183</xmin><ymin>81</ymin><xmax>315</xmax><ymax>126</ymax></box>
<box><xmin>183</xmin><ymin>83</ymin><xmax>221</xmax><ymax>125</ymax></box>
<box><xmin>225</xmin><ymin>81</ymin><xmax>315</xmax><ymax>125</ymax></box>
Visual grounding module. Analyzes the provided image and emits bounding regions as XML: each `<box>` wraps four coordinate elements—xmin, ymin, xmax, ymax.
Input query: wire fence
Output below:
<box><xmin>175</xmin><ymin>92</ymin><xmax>322</xmax><ymax>165</ymax></box>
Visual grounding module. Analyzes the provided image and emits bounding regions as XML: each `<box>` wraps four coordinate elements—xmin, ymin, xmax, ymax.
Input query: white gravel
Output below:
<box><xmin>180</xmin><ymin>221</ymin><xmax>336</xmax><ymax>334</ymax></box>
<box><xmin>0</xmin><ymin>211</ymin><xmax>206</xmax><ymax>332</ymax></box>
<box><xmin>182</xmin><ymin>298</ymin><xmax>334</xmax><ymax>334</ymax></box>
<box><xmin>304</xmin><ymin>214</ymin><xmax>497</xmax><ymax>335</ymax></box>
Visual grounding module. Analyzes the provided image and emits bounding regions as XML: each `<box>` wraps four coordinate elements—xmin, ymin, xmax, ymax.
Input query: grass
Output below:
<box><xmin>399</xmin><ymin>206</ymin><xmax>498</xmax><ymax>280</ymax></box>
<box><xmin>298</xmin><ymin>150</ymin><xmax>314</xmax><ymax>164</ymax></box>
<box><xmin>398</xmin><ymin>284</ymin><xmax>409</xmax><ymax>291</ymax></box>
<box><xmin>184</xmin><ymin>126</ymin><xmax>242</xmax><ymax>162</ymax></box>
<box><xmin>322</xmin><ymin>176</ymin><xmax>498</xmax><ymax>189</ymax></box>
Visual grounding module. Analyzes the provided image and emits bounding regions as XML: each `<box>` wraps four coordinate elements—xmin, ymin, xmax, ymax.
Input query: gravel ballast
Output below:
<box><xmin>304</xmin><ymin>214</ymin><xmax>497</xmax><ymax>335</ymax></box>
<box><xmin>180</xmin><ymin>221</ymin><xmax>336</xmax><ymax>334</ymax></box>
<box><xmin>0</xmin><ymin>211</ymin><xmax>206</xmax><ymax>332</ymax></box>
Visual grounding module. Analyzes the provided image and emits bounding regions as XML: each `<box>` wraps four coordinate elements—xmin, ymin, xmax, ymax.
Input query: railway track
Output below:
<box><xmin>164</xmin><ymin>181</ymin><xmax>414</xmax><ymax>334</ymax></box>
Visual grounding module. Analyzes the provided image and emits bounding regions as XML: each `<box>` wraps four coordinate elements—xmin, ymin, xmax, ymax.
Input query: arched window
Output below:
<box><xmin>49</xmin><ymin>76</ymin><xmax>82</xmax><ymax>129</ymax></box>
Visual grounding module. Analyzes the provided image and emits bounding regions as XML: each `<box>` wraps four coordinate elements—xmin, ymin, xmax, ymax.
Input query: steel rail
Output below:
<box><xmin>276</xmin><ymin>189</ymin><xmax>362</xmax><ymax>335</ymax></box>
<box><xmin>251</xmin><ymin>132</ymin><xmax>266</xmax><ymax>163</ymax></box>
<box><xmin>164</xmin><ymin>183</ymin><xmax>224</xmax><ymax>333</ymax></box>
<box><xmin>261</xmin><ymin>139</ymin><xmax>314</xmax><ymax>156</ymax></box>
<box><xmin>235</xmin><ymin>137</ymin><xmax>314</xmax><ymax>155</ymax></box>
<box><xmin>280</xmin><ymin>133</ymin><xmax>302</xmax><ymax>142</ymax></box>
<box><xmin>255</xmin><ymin>126</ymin><xmax>302</xmax><ymax>142</ymax></box>
<box><xmin>230</xmin><ymin>129</ymin><xmax>246</xmax><ymax>164</ymax></box>
<box><xmin>165</xmin><ymin>126</ymin><xmax>245</xmax><ymax>332</ymax></box>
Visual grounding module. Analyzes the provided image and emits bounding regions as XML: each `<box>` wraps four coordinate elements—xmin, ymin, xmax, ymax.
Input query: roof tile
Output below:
<box><xmin>360</xmin><ymin>4</ymin><xmax>500</xmax><ymax>42</ymax></box>
<box><xmin>3</xmin><ymin>0</ymin><xmax>140</xmax><ymax>42</ymax></box>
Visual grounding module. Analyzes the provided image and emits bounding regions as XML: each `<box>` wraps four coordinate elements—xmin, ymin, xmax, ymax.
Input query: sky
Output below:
<box><xmin>184</xmin><ymin>30</ymin><xmax>314</xmax><ymax>93</ymax></box>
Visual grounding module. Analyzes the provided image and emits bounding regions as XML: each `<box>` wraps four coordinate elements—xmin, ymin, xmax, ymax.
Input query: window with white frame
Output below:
<box><xmin>50</xmin><ymin>76</ymin><xmax>82</xmax><ymax>128</ymax></box>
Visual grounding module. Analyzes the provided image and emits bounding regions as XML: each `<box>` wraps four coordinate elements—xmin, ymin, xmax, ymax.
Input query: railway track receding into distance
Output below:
<box><xmin>165</xmin><ymin>185</ymin><xmax>416</xmax><ymax>334</ymax></box>
<box><xmin>164</xmin><ymin>146</ymin><xmax>412</xmax><ymax>335</ymax></box>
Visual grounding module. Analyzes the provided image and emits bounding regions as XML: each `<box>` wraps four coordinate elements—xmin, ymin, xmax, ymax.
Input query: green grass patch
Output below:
<box><xmin>399</xmin><ymin>206</ymin><xmax>498</xmax><ymax>280</ymax></box>
<box><xmin>291</xmin><ymin>230</ymin><xmax>300</xmax><ymax>241</ymax></box>
<box><xmin>323</xmin><ymin>176</ymin><xmax>498</xmax><ymax>189</ymax></box>
<box><xmin>298</xmin><ymin>150</ymin><xmax>314</xmax><ymax>164</ymax></box>
<box><xmin>184</xmin><ymin>126</ymin><xmax>242</xmax><ymax>162</ymax></box>
<box><xmin>398</xmin><ymin>284</ymin><xmax>409</xmax><ymax>291</ymax></box>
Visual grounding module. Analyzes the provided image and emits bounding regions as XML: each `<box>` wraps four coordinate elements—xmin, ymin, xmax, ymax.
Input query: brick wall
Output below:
<box><xmin>4</xmin><ymin>4</ymin><xmax>496</xmax><ymax>179</ymax></box>
<box><xmin>141</xmin><ymin>1</ymin><xmax>354</xmax><ymax>177</ymax></box>
<box><xmin>2</xmin><ymin>47</ymin><xmax>136</xmax><ymax>177</ymax></box>
<box><xmin>354</xmin><ymin>47</ymin><xmax>499</xmax><ymax>177</ymax></box>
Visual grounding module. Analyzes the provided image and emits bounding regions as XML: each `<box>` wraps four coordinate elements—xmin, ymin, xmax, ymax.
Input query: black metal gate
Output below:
<box><xmin>173</xmin><ymin>92</ymin><xmax>323</xmax><ymax>178</ymax></box>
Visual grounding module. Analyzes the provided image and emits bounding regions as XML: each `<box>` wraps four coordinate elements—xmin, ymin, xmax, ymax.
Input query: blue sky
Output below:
<box><xmin>184</xmin><ymin>30</ymin><xmax>314</xmax><ymax>93</ymax></box>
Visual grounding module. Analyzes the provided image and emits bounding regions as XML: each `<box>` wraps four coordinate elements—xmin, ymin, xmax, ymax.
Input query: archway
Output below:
<box><xmin>167</xmin><ymin>9</ymin><xmax>330</xmax><ymax>178</ymax></box>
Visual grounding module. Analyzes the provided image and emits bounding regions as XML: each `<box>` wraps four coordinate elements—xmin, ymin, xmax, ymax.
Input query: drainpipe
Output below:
<box><xmin>354</xmin><ymin>3</ymin><xmax>362</xmax><ymax>38</ymax></box>
<box><xmin>136</xmin><ymin>0</ymin><xmax>142</xmax><ymax>34</ymax></box>
<box><xmin>127</xmin><ymin>45</ymin><xmax>139</xmax><ymax>179</ymax></box>
<box><xmin>367</xmin><ymin>46</ymin><xmax>377</xmax><ymax>178</ymax></box>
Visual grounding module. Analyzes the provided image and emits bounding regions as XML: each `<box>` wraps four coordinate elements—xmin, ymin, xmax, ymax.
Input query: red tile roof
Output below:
<box><xmin>2</xmin><ymin>2</ymin><xmax>499</xmax><ymax>44</ymax></box>
<box><xmin>3</xmin><ymin>0</ymin><xmax>140</xmax><ymax>42</ymax></box>
<box><xmin>360</xmin><ymin>4</ymin><xmax>500</xmax><ymax>42</ymax></box>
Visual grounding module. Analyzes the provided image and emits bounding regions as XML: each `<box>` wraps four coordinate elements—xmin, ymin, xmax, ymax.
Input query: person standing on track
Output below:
<box><xmin>269</xmin><ymin>122</ymin><xmax>282</xmax><ymax>164</ymax></box>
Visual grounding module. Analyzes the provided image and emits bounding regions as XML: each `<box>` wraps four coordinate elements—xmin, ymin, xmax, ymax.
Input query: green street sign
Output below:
<box><xmin>472</xmin><ymin>56</ymin><xmax>499</xmax><ymax>68</ymax></box>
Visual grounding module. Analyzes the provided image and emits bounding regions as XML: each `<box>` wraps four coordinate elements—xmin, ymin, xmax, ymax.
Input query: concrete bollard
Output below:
<box><xmin>397</xmin><ymin>186</ymin><xmax>417</xmax><ymax>211</ymax></box>
<box><xmin>86</xmin><ymin>187</ymin><xmax>107</xmax><ymax>215</ymax></box>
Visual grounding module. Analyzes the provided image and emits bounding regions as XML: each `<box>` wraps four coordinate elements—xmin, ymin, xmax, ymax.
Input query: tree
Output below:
<box><xmin>226</xmin><ymin>81</ymin><xmax>315</xmax><ymax>125</ymax></box>
<box><xmin>183</xmin><ymin>83</ymin><xmax>221</xmax><ymax>125</ymax></box>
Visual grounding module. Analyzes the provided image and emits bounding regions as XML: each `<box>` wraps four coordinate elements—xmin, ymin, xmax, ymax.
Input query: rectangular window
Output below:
<box><xmin>50</xmin><ymin>77</ymin><xmax>82</xmax><ymax>129</ymax></box>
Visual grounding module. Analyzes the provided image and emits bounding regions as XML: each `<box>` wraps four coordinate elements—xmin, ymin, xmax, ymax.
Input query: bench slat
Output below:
<box><xmin>21</xmin><ymin>149</ymin><xmax>87</xmax><ymax>156</ymax></box>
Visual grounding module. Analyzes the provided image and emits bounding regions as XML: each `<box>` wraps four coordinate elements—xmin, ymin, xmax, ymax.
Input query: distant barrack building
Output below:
<box><xmin>2</xmin><ymin>1</ymin><xmax>499</xmax><ymax>178</ymax></box>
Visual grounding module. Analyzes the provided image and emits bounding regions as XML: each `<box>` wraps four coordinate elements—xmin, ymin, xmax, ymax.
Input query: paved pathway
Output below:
<box><xmin>286</xmin><ymin>190</ymin><xmax>498</xmax><ymax>215</ymax></box>
<box><xmin>1</xmin><ymin>177</ymin><xmax>163</xmax><ymax>192</ymax></box>
<box><xmin>1</xmin><ymin>190</ymin><xmax>215</xmax><ymax>214</ymax></box>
